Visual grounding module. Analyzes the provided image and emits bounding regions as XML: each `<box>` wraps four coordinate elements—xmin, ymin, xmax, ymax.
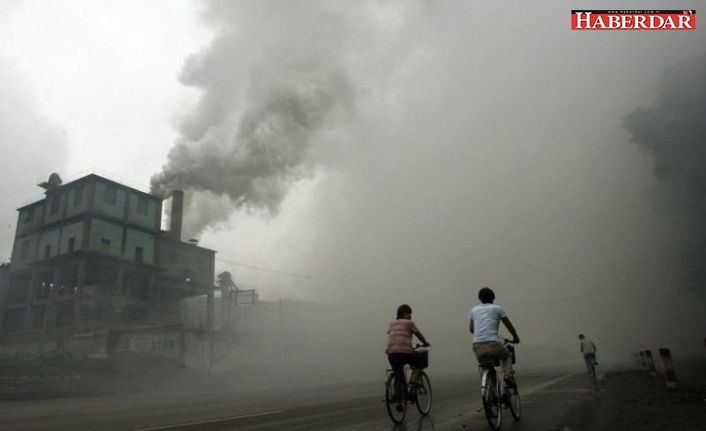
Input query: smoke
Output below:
<box><xmin>623</xmin><ymin>54</ymin><xmax>706</xmax><ymax>290</ymax></box>
<box><xmin>203</xmin><ymin>2</ymin><xmax>706</xmax><ymax>366</ymax></box>
<box><xmin>151</xmin><ymin>1</ymin><xmax>362</xmax><ymax>237</ymax></box>
<box><xmin>155</xmin><ymin>1</ymin><xmax>706</xmax><ymax>377</ymax></box>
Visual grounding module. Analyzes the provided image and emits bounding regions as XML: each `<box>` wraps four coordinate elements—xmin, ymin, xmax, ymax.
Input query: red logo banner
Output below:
<box><xmin>571</xmin><ymin>10</ymin><xmax>696</xmax><ymax>30</ymax></box>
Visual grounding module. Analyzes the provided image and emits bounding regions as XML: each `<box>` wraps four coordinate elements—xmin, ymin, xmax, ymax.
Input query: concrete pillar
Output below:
<box><xmin>23</xmin><ymin>268</ymin><xmax>38</xmax><ymax>331</ymax></box>
<box><xmin>74</xmin><ymin>257</ymin><xmax>87</xmax><ymax>332</ymax></box>
<box><xmin>0</xmin><ymin>265</ymin><xmax>10</xmax><ymax>333</ymax></box>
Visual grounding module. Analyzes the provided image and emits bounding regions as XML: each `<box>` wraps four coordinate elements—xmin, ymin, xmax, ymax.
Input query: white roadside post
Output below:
<box><xmin>644</xmin><ymin>350</ymin><xmax>657</xmax><ymax>377</ymax></box>
<box><xmin>658</xmin><ymin>348</ymin><xmax>677</xmax><ymax>389</ymax></box>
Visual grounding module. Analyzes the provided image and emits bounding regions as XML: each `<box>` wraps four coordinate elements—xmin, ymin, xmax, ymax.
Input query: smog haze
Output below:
<box><xmin>151</xmin><ymin>1</ymin><xmax>706</xmax><ymax>371</ymax></box>
<box><xmin>1</xmin><ymin>0</ymin><xmax>705</xmax><ymax>382</ymax></box>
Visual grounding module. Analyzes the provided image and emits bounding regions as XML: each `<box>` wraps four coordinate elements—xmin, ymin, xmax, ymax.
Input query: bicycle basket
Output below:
<box><xmin>416</xmin><ymin>350</ymin><xmax>429</xmax><ymax>369</ymax></box>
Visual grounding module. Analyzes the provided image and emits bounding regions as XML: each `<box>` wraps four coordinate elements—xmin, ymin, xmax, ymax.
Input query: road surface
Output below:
<box><xmin>0</xmin><ymin>369</ymin><xmax>601</xmax><ymax>431</ymax></box>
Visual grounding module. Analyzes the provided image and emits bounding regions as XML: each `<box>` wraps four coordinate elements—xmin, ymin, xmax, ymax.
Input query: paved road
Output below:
<box><xmin>0</xmin><ymin>369</ymin><xmax>600</xmax><ymax>431</ymax></box>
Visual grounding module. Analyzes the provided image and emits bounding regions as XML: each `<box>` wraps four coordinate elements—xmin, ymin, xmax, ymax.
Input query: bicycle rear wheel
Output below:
<box><xmin>481</xmin><ymin>370</ymin><xmax>502</xmax><ymax>430</ymax></box>
<box><xmin>414</xmin><ymin>372</ymin><xmax>432</xmax><ymax>416</ymax></box>
<box><xmin>588</xmin><ymin>362</ymin><xmax>597</xmax><ymax>384</ymax></box>
<box><xmin>385</xmin><ymin>373</ymin><xmax>407</xmax><ymax>423</ymax></box>
<box><xmin>507</xmin><ymin>381</ymin><xmax>521</xmax><ymax>420</ymax></box>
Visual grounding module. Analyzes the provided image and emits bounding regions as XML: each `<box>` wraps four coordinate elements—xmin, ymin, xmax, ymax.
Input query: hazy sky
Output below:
<box><xmin>1</xmin><ymin>1</ymin><xmax>705</xmax><ymax>361</ymax></box>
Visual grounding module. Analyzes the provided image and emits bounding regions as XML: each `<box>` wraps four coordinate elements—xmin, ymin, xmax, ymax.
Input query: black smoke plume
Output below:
<box><xmin>150</xmin><ymin>2</ymin><xmax>356</xmax><ymax>237</ymax></box>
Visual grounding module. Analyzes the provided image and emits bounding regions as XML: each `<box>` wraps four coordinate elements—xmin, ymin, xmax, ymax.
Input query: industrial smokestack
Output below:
<box><xmin>170</xmin><ymin>190</ymin><xmax>184</xmax><ymax>241</ymax></box>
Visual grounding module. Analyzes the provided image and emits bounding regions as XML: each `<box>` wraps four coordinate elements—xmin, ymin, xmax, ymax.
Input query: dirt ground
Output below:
<box><xmin>0</xmin><ymin>351</ymin><xmax>228</xmax><ymax>401</ymax></box>
<box><xmin>587</xmin><ymin>359</ymin><xmax>706</xmax><ymax>430</ymax></box>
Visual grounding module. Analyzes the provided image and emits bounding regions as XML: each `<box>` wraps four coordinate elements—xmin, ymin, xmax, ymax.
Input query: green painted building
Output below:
<box><xmin>0</xmin><ymin>174</ymin><xmax>215</xmax><ymax>334</ymax></box>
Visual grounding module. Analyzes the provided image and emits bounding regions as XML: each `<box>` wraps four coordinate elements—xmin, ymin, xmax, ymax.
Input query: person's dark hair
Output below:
<box><xmin>578</xmin><ymin>334</ymin><xmax>585</xmax><ymax>339</ymax></box>
<box><xmin>397</xmin><ymin>304</ymin><xmax>412</xmax><ymax>319</ymax></box>
<box><xmin>478</xmin><ymin>287</ymin><xmax>495</xmax><ymax>304</ymax></box>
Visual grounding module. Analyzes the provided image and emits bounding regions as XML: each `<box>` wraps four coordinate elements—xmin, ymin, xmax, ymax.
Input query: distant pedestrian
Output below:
<box><xmin>578</xmin><ymin>334</ymin><xmax>598</xmax><ymax>376</ymax></box>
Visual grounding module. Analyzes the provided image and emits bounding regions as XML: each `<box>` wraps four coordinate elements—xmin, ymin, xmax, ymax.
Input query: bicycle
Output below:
<box><xmin>384</xmin><ymin>346</ymin><xmax>433</xmax><ymax>424</ymax></box>
<box><xmin>477</xmin><ymin>340</ymin><xmax>520</xmax><ymax>430</ymax></box>
<box><xmin>584</xmin><ymin>353</ymin><xmax>598</xmax><ymax>384</ymax></box>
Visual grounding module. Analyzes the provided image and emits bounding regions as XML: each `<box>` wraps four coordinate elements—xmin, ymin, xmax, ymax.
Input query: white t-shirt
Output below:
<box><xmin>469</xmin><ymin>303</ymin><xmax>507</xmax><ymax>343</ymax></box>
<box><xmin>580</xmin><ymin>338</ymin><xmax>596</xmax><ymax>355</ymax></box>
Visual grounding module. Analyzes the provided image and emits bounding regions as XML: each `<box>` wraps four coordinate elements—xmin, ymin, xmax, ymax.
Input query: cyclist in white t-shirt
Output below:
<box><xmin>469</xmin><ymin>287</ymin><xmax>520</xmax><ymax>382</ymax></box>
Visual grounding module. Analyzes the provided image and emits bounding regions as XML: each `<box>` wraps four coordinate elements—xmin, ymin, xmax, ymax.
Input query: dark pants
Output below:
<box><xmin>388</xmin><ymin>353</ymin><xmax>423</xmax><ymax>397</ymax></box>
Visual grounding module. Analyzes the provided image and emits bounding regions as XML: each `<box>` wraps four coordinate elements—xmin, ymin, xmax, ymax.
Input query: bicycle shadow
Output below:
<box><xmin>389</xmin><ymin>415</ymin><xmax>435</xmax><ymax>431</ymax></box>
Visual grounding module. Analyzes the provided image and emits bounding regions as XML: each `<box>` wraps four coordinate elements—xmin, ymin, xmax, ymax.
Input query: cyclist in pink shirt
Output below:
<box><xmin>386</xmin><ymin>304</ymin><xmax>430</xmax><ymax>400</ymax></box>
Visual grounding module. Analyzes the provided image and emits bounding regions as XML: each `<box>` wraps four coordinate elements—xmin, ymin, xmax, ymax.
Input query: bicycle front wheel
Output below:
<box><xmin>414</xmin><ymin>371</ymin><xmax>432</xmax><ymax>416</ymax></box>
<box><xmin>481</xmin><ymin>370</ymin><xmax>502</xmax><ymax>430</ymax></box>
<box><xmin>385</xmin><ymin>373</ymin><xmax>407</xmax><ymax>424</ymax></box>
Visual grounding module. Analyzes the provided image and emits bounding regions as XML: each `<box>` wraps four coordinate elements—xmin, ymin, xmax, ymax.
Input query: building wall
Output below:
<box><xmin>12</xmin><ymin>178</ymin><xmax>161</xmax><ymax>267</ymax></box>
<box><xmin>37</xmin><ymin>228</ymin><xmax>60</xmax><ymax>260</ymax></box>
<box><xmin>125</xmin><ymin>229</ymin><xmax>155</xmax><ymax>264</ymax></box>
<box><xmin>15</xmin><ymin>203</ymin><xmax>44</xmax><ymax>237</ymax></box>
<box><xmin>126</xmin><ymin>193</ymin><xmax>159</xmax><ymax>231</ymax></box>
<box><xmin>43</xmin><ymin>191</ymin><xmax>66</xmax><ymax>225</ymax></box>
<box><xmin>59</xmin><ymin>221</ymin><xmax>85</xmax><ymax>254</ymax></box>
<box><xmin>89</xmin><ymin>219</ymin><xmax>124</xmax><ymax>258</ymax></box>
<box><xmin>65</xmin><ymin>183</ymin><xmax>88</xmax><ymax>218</ymax></box>
<box><xmin>11</xmin><ymin>233</ymin><xmax>39</xmax><ymax>269</ymax></box>
<box><xmin>157</xmin><ymin>240</ymin><xmax>213</xmax><ymax>286</ymax></box>
<box><xmin>93</xmin><ymin>181</ymin><xmax>127</xmax><ymax>220</ymax></box>
<box><xmin>12</xmin><ymin>221</ymin><xmax>86</xmax><ymax>268</ymax></box>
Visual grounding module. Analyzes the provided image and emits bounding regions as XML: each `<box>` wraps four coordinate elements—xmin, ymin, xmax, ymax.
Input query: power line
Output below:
<box><xmin>215</xmin><ymin>256</ymin><xmax>319</xmax><ymax>280</ymax></box>
<box><xmin>211</xmin><ymin>259</ymin><xmax>616</xmax><ymax>305</ymax></box>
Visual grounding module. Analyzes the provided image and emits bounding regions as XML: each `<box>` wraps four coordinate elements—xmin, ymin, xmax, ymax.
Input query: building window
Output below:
<box><xmin>100</xmin><ymin>238</ymin><xmax>111</xmax><ymax>252</ymax></box>
<box><xmin>183</xmin><ymin>269</ymin><xmax>194</xmax><ymax>283</ymax></box>
<box><xmin>24</xmin><ymin>207</ymin><xmax>34</xmax><ymax>224</ymax></box>
<box><xmin>137</xmin><ymin>196</ymin><xmax>149</xmax><ymax>216</ymax></box>
<box><xmin>20</xmin><ymin>240</ymin><xmax>30</xmax><ymax>260</ymax></box>
<box><xmin>74</xmin><ymin>186</ymin><xmax>84</xmax><ymax>207</ymax></box>
<box><xmin>135</xmin><ymin>247</ymin><xmax>144</xmax><ymax>263</ymax></box>
<box><xmin>50</xmin><ymin>195</ymin><xmax>60</xmax><ymax>215</ymax></box>
<box><xmin>68</xmin><ymin>237</ymin><xmax>76</xmax><ymax>252</ymax></box>
<box><xmin>44</xmin><ymin>244</ymin><xmax>51</xmax><ymax>259</ymax></box>
<box><xmin>104</xmin><ymin>185</ymin><xmax>117</xmax><ymax>206</ymax></box>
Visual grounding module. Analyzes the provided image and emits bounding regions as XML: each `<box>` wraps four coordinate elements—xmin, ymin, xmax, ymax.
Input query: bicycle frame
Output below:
<box><xmin>478</xmin><ymin>361</ymin><xmax>503</xmax><ymax>399</ymax></box>
<box><xmin>388</xmin><ymin>346</ymin><xmax>429</xmax><ymax>392</ymax></box>
<box><xmin>386</xmin><ymin>362</ymin><xmax>413</xmax><ymax>385</ymax></box>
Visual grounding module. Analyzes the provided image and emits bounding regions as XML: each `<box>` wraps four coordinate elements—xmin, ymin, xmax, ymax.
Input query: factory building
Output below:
<box><xmin>0</xmin><ymin>173</ymin><xmax>215</xmax><ymax>335</ymax></box>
